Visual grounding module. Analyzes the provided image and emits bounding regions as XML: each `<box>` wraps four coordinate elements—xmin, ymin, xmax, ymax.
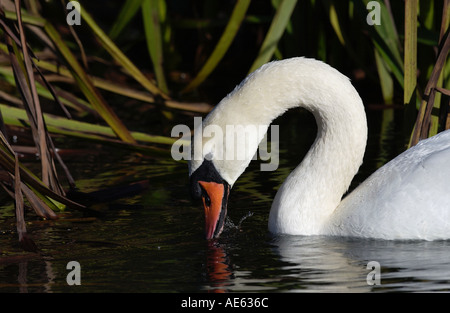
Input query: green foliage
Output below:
<box><xmin>248</xmin><ymin>0</ymin><xmax>298</xmax><ymax>73</ymax></box>
<box><xmin>182</xmin><ymin>0</ymin><xmax>252</xmax><ymax>93</ymax></box>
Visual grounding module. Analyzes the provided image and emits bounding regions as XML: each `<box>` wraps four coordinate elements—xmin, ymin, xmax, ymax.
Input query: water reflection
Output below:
<box><xmin>0</xmin><ymin>256</ymin><xmax>56</xmax><ymax>293</ymax></box>
<box><xmin>204</xmin><ymin>233</ymin><xmax>450</xmax><ymax>292</ymax></box>
<box><xmin>271</xmin><ymin>236</ymin><xmax>371</xmax><ymax>292</ymax></box>
<box><xmin>206</xmin><ymin>241</ymin><xmax>233</xmax><ymax>293</ymax></box>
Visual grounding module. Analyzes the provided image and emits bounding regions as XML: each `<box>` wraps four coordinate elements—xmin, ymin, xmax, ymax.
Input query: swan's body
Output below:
<box><xmin>189</xmin><ymin>57</ymin><xmax>450</xmax><ymax>240</ymax></box>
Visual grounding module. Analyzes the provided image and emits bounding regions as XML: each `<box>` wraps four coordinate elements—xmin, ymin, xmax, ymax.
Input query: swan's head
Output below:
<box><xmin>190</xmin><ymin>159</ymin><xmax>230</xmax><ymax>239</ymax></box>
<box><xmin>188</xmin><ymin>95</ymin><xmax>263</xmax><ymax>239</ymax></box>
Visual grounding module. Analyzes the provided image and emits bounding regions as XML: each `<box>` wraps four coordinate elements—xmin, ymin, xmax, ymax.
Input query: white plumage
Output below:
<box><xmin>189</xmin><ymin>57</ymin><xmax>450</xmax><ymax>240</ymax></box>
<box><xmin>328</xmin><ymin>130</ymin><xmax>450</xmax><ymax>240</ymax></box>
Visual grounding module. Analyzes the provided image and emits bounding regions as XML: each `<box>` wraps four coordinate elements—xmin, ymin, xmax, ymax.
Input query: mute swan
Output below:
<box><xmin>188</xmin><ymin>57</ymin><xmax>450</xmax><ymax>241</ymax></box>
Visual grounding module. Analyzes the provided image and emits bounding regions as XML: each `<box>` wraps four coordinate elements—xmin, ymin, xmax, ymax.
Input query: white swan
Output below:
<box><xmin>188</xmin><ymin>57</ymin><xmax>450</xmax><ymax>240</ymax></box>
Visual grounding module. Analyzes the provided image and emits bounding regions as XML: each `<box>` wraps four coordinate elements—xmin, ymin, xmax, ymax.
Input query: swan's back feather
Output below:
<box><xmin>328</xmin><ymin>130</ymin><xmax>450</xmax><ymax>240</ymax></box>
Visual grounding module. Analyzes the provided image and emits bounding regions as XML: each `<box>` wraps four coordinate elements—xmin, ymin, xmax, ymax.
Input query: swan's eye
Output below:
<box><xmin>202</xmin><ymin>189</ymin><xmax>211</xmax><ymax>207</ymax></box>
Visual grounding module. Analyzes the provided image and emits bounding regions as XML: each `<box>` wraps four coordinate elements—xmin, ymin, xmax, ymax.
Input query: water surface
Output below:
<box><xmin>1</xmin><ymin>108</ymin><xmax>449</xmax><ymax>293</ymax></box>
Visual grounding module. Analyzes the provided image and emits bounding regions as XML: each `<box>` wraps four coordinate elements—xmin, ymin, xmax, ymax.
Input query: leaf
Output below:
<box><xmin>12</xmin><ymin>0</ymin><xmax>59</xmax><ymax>192</ymax></box>
<box><xmin>0</xmin><ymin>64</ymin><xmax>93</xmax><ymax>115</ymax></box>
<box><xmin>0</xmin><ymin>52</ymin><xmax>212</xmax><ymax>114</ymax></box>
<box><xmin>21</xmin><ymin>182</ymin><xmax>59</xmax><ymax>220</ymax></box>
<box><xmin>182</xmin><ymin>0</ymin><xmax>252</xmax><ymax>93</ymax></box>
<box><xmin>2</xmin><ymin>7</ymin><xmax>138</xmax><ymax>144</ymax></box>
<box><xmin>142</xmin><ymin>0</ymin><xmax>169</xmax><ymax>93</ymax></box>
<box><xmin>0</xmin><ymin>129</ymin><xmax>85</xmax><ymax>211</ymax></box>
<box><xmin>404</xmin><ymin>0</ymin><xmax>418</xmax><ymax>107</ymax></box>
<box><xmin>13</xmin><ymin>153</ymin><xmax>26</xmax><ymax>242</ymax></box>
<box><xmin>410</xmin><ymin>28</ymin><xmax>450</xmax><ymax>146</ymax></box>
<box><xmin>0</xmin><ymin>104</ymin><xmax>183</xmax><ymax>148</ymax></box>
<box><xmin>78</xmin><ymin>2</ymin><xmax>169</xmax><ymax>100</ymax></box>
<box><xmin>248</xmin><ymin>0</ymin><xmax>298</xmax><ymax>73</ymax></box>
<box><xmin>32</xmin><ymin>59</ymin><xmax>213</xmax><ymax>113</ymax></box>
<box><xmin>374</xmin><ymin>49</ymin><xmax>394</xmax><ymax>104</ymax></box>
<box><xmin>109</xmin><ymin>0</ymin><xmax>144</xmax><ymax>40</ymax></box>
<box><xmin>355</xmin><ymin>0</ymin><xmax>404</xmax><ymax>88</ymax></box>
<box><xmin>327</xmin><ymin>1</ymin><xmax>345</xmax><ymax>45</ymax></box>
<box><xmin>46</xmin><ymin>25</ymin><xmax>137</xmax><ymax>144</ymax></box>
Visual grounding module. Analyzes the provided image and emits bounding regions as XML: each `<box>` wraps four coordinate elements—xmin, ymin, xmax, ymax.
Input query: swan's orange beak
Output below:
<box><xmin>199</xmin><ymin>181</ymin><xmax>230</xmax><ymax>239</ymax></box>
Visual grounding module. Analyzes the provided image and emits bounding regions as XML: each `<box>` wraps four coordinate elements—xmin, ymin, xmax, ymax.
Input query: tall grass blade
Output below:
<box><xmin>0</xmin><ymin>64</ymin><xmax>92</xmax><ymax>115</ymax></box>
<box><xmin>0</xmin><ymin>104</ymin><xmax>180</xmax><ymax>147</ymax></box>
<box><xmin>44</xmin><ymin>22</ymin><xmax>137</xmax><ymax>144</ymax></box>
<box><xmin>403</xmin><ymin>0</ymin><xmax>418</xmax><ymax>108</ymax></box>
<box><xmin>26</xmin><ymin>57</ymin><xmax>212</xmax><ymax>113</ymax></box>
<box><xmin>61</xmin><ymin>0</ymin><xmax>88</xmax><ymax>70</ymax></box>
<box><xmin>2</xmin><ymin>7</ymin><xmax>138</xmax><ymax>144</ymax></box>
<box><xmin>430</xmin><ymin>0</ymin><xmax>450</xmax><ymax>135</ymax></box>
<box><xmin>182</xmin><ymin>0</ymin><xmax>251</xmax><ymax>93</ymax></box>
<box><xmin>77</xmin><ymin>2</ymin><xmax>169</xmax><ymax>100</ymax></box>
<box><xmin>8</xmin><ymin>0</ymin><xmax>63</xmax><ymax>195</ymax></box>
<box><xmin>410</xmin><ymin>29</ymin><xmax>450</xmax><ymax>146</ymax></box>
<box><xmin>0</xmin><ymin>127</ymin><xmax>74</xmax><ymax>248</ymax></box>
<box><xmin>142</xmin><ymin>0</ymin><xmax>169</xmax><ymax>94</ymax></box>
<box><xmin>248</xmin><ymin>0</ymin><xmax>297</xmax><ymax>73</ymax></box>
<box><xmin>375</xmin><ymin>49</ymin><xmax>394</xmax><ymax>104</ymax></box>
<box><xmin>374</xmin><ymin>49</ymin><xmax>395</xmax><ymax>168</ymax></box>
<box><xmin>355</xmin><ymin>0</ymin><xmax>404</xmax><ymax>88</ymax></box>
<box><xmin>109</xmin><ymin>0</ymin><xmax>144</xmax><ymax>40</ymax></box>
<box><xmin>20</xmin><ymin>182</ymin><xmax>59</xmax><ymax>219</ymax></box>
<box><xmin>14</xmin><ymin>153</ymin><xmax>25</xmax><ymax>242</ymax></box>
<box><xmin>13</xmin><ymin>153</ymin><xmax>37</xmax><ymax>252</ymax></box>
<box><xmin>0</xmin><ymin>136</ymin><xmax>85</xmax><ymax>211</ymax></box>
<box><xmin>327</xmin><ymin>1</ymin><xmax>345</xmax><ymax>45</ymax></box>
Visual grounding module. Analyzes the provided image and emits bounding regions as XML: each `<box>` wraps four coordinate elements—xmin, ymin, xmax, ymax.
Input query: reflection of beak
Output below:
<box><xmin>199</xmin><ymin>181</ymin><xmax>230</xmax><ymax>239</ymax></box>
<box><xmin>206</xmin><ymin>241</ymin><xmax>232</xmax><ymax>292</ymax></box>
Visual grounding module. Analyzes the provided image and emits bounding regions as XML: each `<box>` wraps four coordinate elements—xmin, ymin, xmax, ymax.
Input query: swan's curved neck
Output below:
<box><xmin>269</xmin><ymin>104</ymin><xmax>367</xmax><ymax>235</ymax></box>
<box><xmin>192</xmin><ymin>58</ymin><xmax>368</xmax><ymax>235</ymax></box>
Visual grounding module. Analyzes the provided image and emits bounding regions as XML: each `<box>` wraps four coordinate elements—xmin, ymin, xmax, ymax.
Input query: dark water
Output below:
<box><xmin>1</xmin><ymin>108</ymin><xmax>450</xmax><ymax>293</ymax></box>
